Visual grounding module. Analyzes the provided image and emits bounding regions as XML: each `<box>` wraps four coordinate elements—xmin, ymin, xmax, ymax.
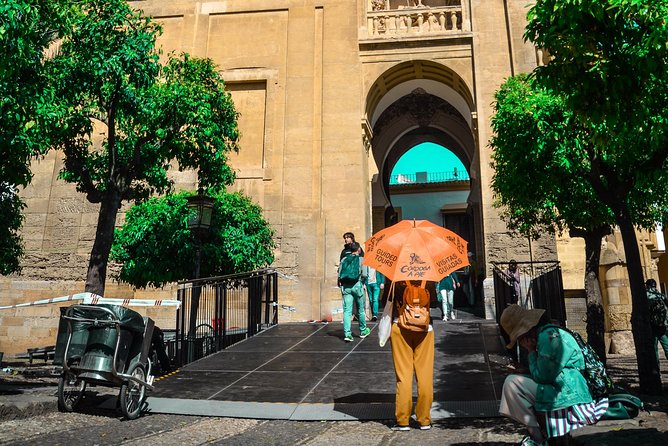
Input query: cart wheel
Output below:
<box><xmin>57</xmin><ymin>372</ymin><xmax>86</xmax><ymax>412</ymax></box>
<box><xmin>119</xmin><ymin>363</ymin><xmax>147</xmax><ymax>420</ymax></box>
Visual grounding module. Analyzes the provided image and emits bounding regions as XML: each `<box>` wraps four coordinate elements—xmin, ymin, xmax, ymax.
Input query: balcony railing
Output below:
<box><xmin>365</xmin><ymin>4</ymin><xmax>469</xmax><ymax>39</ymax></box>
<box><xmin>390</xmin><ymin>170</ymin><xmax>469</xmax><ymax>185</ymax></box>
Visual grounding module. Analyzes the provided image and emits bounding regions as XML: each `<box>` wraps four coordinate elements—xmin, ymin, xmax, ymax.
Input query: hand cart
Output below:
<box><xmin>53</xmin><ymin>304</ymin><xmax>155</xmax><ymax>420</ymax></box>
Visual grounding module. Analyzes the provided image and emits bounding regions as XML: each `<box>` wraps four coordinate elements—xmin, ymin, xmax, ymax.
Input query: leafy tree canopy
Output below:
<box><xmin>522</xmin><ymin>0</ymin><xmax>668</xmax><ymax>394</ymax></box>
<box><xmin>111</xmin><ymin>191</ymin><xmax>275</xmax><ymax>288</ymax></box>
<box><xmin>525</xmin><ymin>0</ymin><xmax>668</xmax><ymax>205</ymax></box>
<box><xmin>526</xmin><ymin>0</ymin><xmax>668</xmax><ymax>124</ymax></box>
<box><xmin>0</xmin><ymin>0</ymin><xmax>74</xmax><ymax>273</ymax></box>
<box><xmin>490</xmin><ymin>74</ymin><xmax>619</xmax><ymax>362</ymax></box>
<box><xmin>1</xmin><ymin>0</ymin><xmax>71</xmax><ymax>187</ymax></box>
<box><xmin>0</xmin><ymin>186</ymin><xmax>25</xmax><ymax>275</ymax></box>
<box><xmin>41</xmin><ymin>0</ymin><xmax>240</xmax><ymax>294</ymax></box>
<box><xmin>47</xmin><ymin>0</ymin><xmax>238</xmax><ymax>202</ymax></box>
<box><xmin>490</xmin><ymin>75</ymin><xmax>616</xmax><ymax>239</ymax></box>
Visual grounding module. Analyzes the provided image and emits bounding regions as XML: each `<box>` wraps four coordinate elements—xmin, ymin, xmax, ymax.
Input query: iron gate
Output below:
<box><xmin>174</xmin><ymin>269</ymin><xmax>278</xmax><ymax>366</ymax></box>
<box><xmin>492</xmin><ymin>261</ymin><xmax>566</xmax><ymax>326</ymax></box>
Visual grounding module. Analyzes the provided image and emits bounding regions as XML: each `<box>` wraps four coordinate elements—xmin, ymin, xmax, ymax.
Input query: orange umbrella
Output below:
<box><xmin>363</xmin><ymin>219</ymin><xmax>469</xmax><ymax>282</ymax></box>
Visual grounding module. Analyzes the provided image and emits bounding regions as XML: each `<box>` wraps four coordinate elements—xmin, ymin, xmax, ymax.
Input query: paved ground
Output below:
<box><xmin>147</xmin><ymin>318</ymin><xmax>505</xmax><ymax>420</ymax></box>
<box><xmin>1</xmin><ymin>316</ymin><xmax>668</xmax><ymax>445</ymax></box>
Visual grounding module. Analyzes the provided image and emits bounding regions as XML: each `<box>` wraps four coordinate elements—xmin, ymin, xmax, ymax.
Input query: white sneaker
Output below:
<box><xmin>442</xmin><ymin>316</ymin><xmax>448</xmax><ymax>321</ymax></box>
<box><xmin>450</xmin><ymin>312</ymin><xmax>456</xmax><ymax>320</ymax></box>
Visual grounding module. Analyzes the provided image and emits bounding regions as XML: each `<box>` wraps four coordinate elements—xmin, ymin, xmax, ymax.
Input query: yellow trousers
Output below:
<box><xmin>390</xmin><ymin>323</ymin><xmax>434</xmax><ymax>426</ymax></box>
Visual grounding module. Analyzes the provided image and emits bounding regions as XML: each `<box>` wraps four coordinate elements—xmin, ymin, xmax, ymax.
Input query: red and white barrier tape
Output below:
<box><xmin>0</xmin><ymin>292</ymin><xmax>181</xmax><ymax>310</ymax></box>
<box><xmin>83</xmin><ymin>296</ymin><xmax>180</xmax><ymax>308</ymax></box>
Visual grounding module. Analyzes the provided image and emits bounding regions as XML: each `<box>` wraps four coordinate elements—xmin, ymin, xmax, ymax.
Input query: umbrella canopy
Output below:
<box><xmin>363</xmin><ymin>219</ymin><xmax>469</xmax><ymax>282</ymax></box>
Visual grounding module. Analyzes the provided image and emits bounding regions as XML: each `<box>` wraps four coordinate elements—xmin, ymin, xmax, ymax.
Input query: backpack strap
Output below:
<box><xmin>547</xmin><ymin>325</ymin><xmax>584</xmax><ymax>350</ymax></box>
<box><xmin>404</xmin><ymin>282</ymin><xmax>421</xmax><ymax>306</ymax></box>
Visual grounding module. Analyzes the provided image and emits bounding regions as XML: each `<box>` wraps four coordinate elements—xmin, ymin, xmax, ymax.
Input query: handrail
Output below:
<box><xmin>390</xmin><ymin>170</ymin><xmax>470</xmax><ymax>185</ymax></box>
<box><xmin>177</xmin><ymin>268</ymin><xmax>276</xmax><ymax>285</ymax></box>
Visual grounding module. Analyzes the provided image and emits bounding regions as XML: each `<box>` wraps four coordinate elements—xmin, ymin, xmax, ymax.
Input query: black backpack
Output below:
<box><xmin>560</xmin><ymin>327</ymin><xmax>614</xmax><ymax>400</ymax></box>
<box><xmin>648</xmin><ymin>291</ymin><xmax>668</xmax><ymax>328</ymax></box>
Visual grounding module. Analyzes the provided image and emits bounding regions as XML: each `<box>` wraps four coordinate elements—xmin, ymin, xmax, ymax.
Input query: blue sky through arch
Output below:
<box><xmin>391</xmin><ymin>143</ymin><xmax>466</xmax><ymax>183</ymax></box>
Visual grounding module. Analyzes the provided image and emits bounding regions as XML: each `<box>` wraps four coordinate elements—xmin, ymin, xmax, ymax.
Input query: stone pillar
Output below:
<box><xmin>599</xmin><ymin>234</ymin><xmax>635</xmax><ymax>355</ymax></box>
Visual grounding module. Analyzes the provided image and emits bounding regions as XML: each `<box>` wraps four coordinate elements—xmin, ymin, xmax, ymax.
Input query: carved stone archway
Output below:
<box><xmin>371</xmin><ymin>87</ymin><xmax>476</xmax><ymax>210</ymax></box>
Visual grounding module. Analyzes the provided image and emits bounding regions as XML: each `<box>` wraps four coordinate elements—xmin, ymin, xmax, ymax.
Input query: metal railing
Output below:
<box><xmin>174</xmin><ymin>269</ymin><xmax>278</xmax><ymax>366</ymax></box>
<box><xmin>390</xmin><ymin>169</ymin><xmax>469</xmax><ymax>185</ymax></box>
<box><xmin>492</xmin><ymin>261</ymin><xmax>566</xmax><ymax>327</ymax></box>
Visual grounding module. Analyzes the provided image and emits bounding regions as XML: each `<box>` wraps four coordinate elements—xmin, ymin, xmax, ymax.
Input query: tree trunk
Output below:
<box><xmin>570</xmin><ymin>226</ymin><xmax>609</xmax><ymax>364</ymax></box>
<box><xmin>616</xmin><ymin>214</ymin><xmax>662</xmax><ymax>395</ymax></box>
<box><xmin>84</xmin><ymin>191</ymin><xmax>122</xmax><ymax>296</ymax></box>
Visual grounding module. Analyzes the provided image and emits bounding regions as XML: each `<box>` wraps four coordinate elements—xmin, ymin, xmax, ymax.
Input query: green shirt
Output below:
<box><xmin>437</xmin><ymin>273</ymin><xmax>459</xmax><ymax>292</ymax></box>
<box><xmin>528</xmin><ymin>325</ymin><xmax>593</xmax><ymax>411</ymax></box>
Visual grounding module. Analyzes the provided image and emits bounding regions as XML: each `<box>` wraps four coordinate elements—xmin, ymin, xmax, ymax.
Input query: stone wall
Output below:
<box><xmin>0</xmin><ymin>280</ymin><xmax>178</xmax><ymax>356</ymax></box>
<box><xmin>5</xmin><ymin>1</ymin><xmax>641</xmax><ymax>355</ymax></box>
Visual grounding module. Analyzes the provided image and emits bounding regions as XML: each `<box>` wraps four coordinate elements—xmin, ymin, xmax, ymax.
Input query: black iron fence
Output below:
<box><xmin>174</xmin><ymin>269</ymin><xmax>278</xmax><ymax>366</ymax></box>
<box><xmin>492</xmin><ymin>261</ymin><xmax>566</xmax><ymax>327</ymax></box>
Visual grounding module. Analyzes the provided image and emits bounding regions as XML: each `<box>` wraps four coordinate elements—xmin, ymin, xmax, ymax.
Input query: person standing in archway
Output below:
<box><xmin>461</xmin><ymin>252</ymin><xmax>478</xmax><ymax>307</ymax></box>
<box><xmin>506</xmin><ymin>260</ymin><xmax>521</xmax><ymax>305</ymax></box>
<box><xmin>437</xmin><ymin>272</ymin><xmax>459</xmax><ymax>321</ymax></box>
<box><xmin>364</xmin><ymin>265</ymin><xmax>385</xmax><ymax>321</ymax></box>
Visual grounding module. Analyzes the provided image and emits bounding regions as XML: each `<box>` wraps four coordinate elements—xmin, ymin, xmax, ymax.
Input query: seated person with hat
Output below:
<box><xmin>498</xmin><ymin>305</ymin><xmax>609</xmax><ymax>446</ymax></box>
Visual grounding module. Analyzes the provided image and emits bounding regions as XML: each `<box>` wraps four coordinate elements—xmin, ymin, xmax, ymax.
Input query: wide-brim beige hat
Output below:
<box><xmin>500</xmin><ymin>304</ymin><xmax>545</xmax><ymax>348</ymax></box>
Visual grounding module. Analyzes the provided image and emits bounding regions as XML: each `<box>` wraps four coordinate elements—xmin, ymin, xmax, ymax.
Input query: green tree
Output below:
<box><xmin>44</xmin><ymin>0</ymin><xmax>239</xmax><ymax>296</ymax></box>
<box><xmin>0</xmin><ymin>188</ymin><xmax>25</xmax><ymax>275</ymax></box>
<box><xmin>525</xmin><ymin>0</ymin><xmax>668</xmax><ymax>394</ymax></box>
<box><xmin>490</xmin><ymin>75</ymin><xmax>616</xmax><ymax>362</ymax></box>
<box><xmin>111</xmin><ymin>190</ymin><xmax>275</xmax><ymax>338</ymax></box>
<box><xmin>0</xmin><ymin>0</ymin><xmax>73</xmax><ymax>273</ymax></box>
<box><xmin>110</xmin><ymin>191</ymin><xmax>275</xmax><ymax>288</ymax></box>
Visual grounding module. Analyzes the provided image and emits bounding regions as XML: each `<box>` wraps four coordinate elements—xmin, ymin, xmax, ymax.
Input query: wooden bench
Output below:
<box><xmin>15</xmin><ymin>346</ymin><xmax>56</xmax><ymax>364</ymax></box>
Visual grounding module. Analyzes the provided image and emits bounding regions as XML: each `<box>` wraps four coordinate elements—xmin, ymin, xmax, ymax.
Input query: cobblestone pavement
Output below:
<box><xmin>0</xmin><ymin>411</ymin><xmax>528</xmax><ymax>446</ymax></box>
<box><xmin>1</xmin><ymin>357</ymin><xmax>667</xmax><ymax>445</ymax></box>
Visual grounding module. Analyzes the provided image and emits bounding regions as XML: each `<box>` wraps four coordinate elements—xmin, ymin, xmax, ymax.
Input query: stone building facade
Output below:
<box><xmin>0</xmin><ymin>1</ymin><xmax>661</xmax><ymax>356</ymax></box>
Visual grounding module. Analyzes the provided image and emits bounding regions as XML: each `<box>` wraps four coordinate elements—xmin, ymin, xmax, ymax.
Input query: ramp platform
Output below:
<box><xmin>147</xmin><ymin>312</ymin><xmax>509</xmax><ymax>421</ymax></box>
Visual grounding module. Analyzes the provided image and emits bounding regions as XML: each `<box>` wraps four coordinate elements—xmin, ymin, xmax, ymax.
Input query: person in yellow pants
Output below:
<box><xmin>388</xmin><ymin>279</ymin><xmax>436</xmax><ymax>431</ymax></box>
<box><xmin>390</xmin><ymin>324</ymin><xmax>434</xmax><ymax>430</ymax></box>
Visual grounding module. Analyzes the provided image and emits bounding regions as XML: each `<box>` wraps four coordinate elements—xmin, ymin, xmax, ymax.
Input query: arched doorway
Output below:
<box><xmin>365</xmin><ymin>60</ymin><xmax>483</xmax><ymax>313</ymax></box>
<box><xmin>389</xmin><ymin>143</ymin><xmax>472</xmax><ymax>245</ymax></box>
<box><xmin>366</xmin><ymin>61</ymin><xmax>479</xmax><ymax>247</ymax></box>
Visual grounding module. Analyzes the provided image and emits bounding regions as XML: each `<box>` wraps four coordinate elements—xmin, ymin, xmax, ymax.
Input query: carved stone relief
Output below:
<box><xmin>373</xmin><ymin>88</ymin><xmax>466</xmax><ymax>133</ymax></box>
